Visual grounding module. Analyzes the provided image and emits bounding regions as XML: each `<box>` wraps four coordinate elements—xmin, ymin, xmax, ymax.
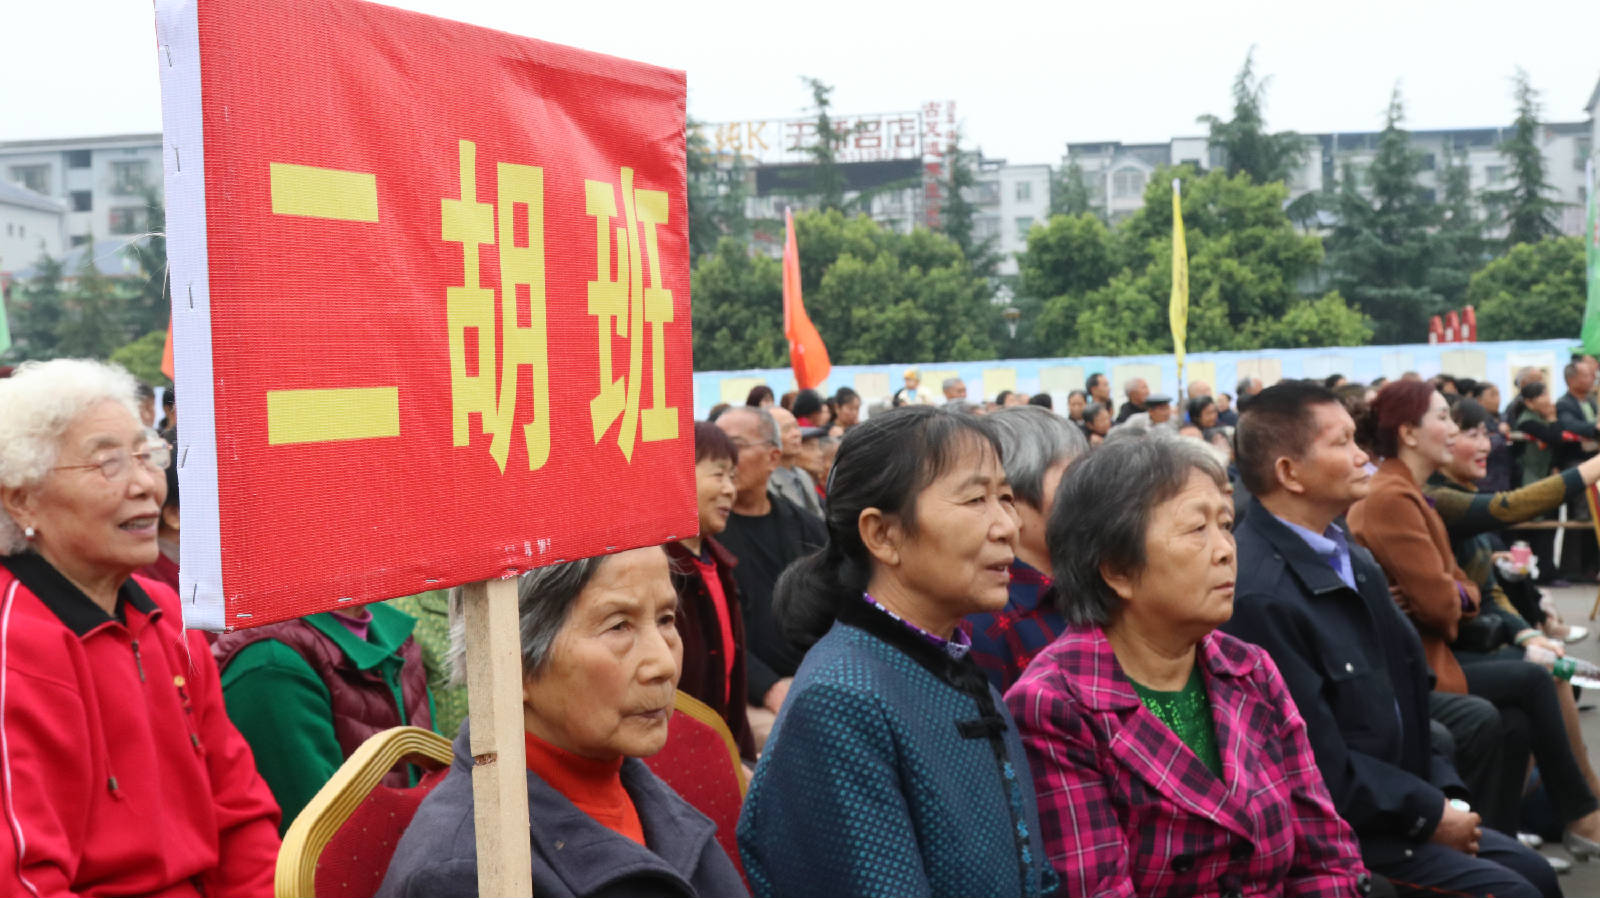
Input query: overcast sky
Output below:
<box><xmin>6</xmin><ymin>0</ymin><xmax>1598</xmax><ymax>164</ymax></box>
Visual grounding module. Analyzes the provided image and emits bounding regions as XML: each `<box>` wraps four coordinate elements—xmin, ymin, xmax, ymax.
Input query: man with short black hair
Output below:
<box><xmin>1235</xmin><ymin>375</ymin><xmax>1264</xmax><ymax>411</ymax></box>
<box><xmin>1216</xmin><ymin>392</ymin><xmax>1238</xmax><ymax>427</ymax></box>
<box><xmin>1086</xmin><ymin>372</ymin><xmax>1112</xmax><ymax>409</ymax></box>
<box><xmin>1557</xmin><ymin>362</ymin><xmax>1598</xmax><ymax>440</ymax></box>
<box><xmin>135</xmin><ymin>382</ymin><xmax>157</xmax><ymax>427</ymax></box>
<box><xmin>1222</xmin><ymin>382</ymin><xmax>1555</xmax><ymax>898</ymax></box>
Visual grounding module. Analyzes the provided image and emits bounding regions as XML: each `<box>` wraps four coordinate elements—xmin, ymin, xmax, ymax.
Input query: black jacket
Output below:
<box><xmin>1222</xmin><ymin>498</ymin><xmax>1467</xmax><ymax>866</ymax></box>
<box><xmin>716</xmin><ymin>492</ymin><xmax>827</xmax><ymax>704</ymax></box>
<box><xmin>1555</xmin><ymin>392</ymin><xmax>1598</xmax><ymax>439</ymax></box>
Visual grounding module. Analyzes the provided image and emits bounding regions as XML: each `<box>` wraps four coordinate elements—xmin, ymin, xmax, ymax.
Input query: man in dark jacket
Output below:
<box><xmin>714</xmin><ymin>407</ymin><xmax>827</xmax><ymax>718</ymax></box>
<box><xmin>1556</xmin><ymin>362</ymin><xmax>1598</xmax><ymax>443</ymax></box>
<box><xmin>1222</xmin><ymin>381</ymin><xmax>1557</xmax><ymax>898</ymax></box>
<box><xmin>1114</xmin><ymin>377</ymin><xmax>1149</xmax><ymax>424</ymax></box>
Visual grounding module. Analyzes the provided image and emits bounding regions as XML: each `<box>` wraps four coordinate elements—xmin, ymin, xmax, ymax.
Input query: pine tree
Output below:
<box><xmin>687</xmin><ymin>118</ymin><xmax>750</xmax><ymax>263</ymax></box>
<box><xmin>122</xmin><ymin>189</ymin><xmax>170</xmax><ymax>337</ymax></box>
<box><xmin>1197</xmin><ymin>49</ymin><xmax>1308</xmax><ymax>185</ymax></box>
<box><xmin>938</xmin><ymin>137</ymin><xmax>998</xmax><ymax>277</ymax></box>
<box><xmin>1428</xmin><ymin>147</ymin><xmax>1486</xmax><ymax>308</ymax></box>
<box><xmin>1486</xmin><ymin>68</ymin><xmax>1562</xmax><ymax>248</ymax></box>
<box><xmin>9</xmin><ymin>252</ymin><xmax>66</xmax><ymax>359</ymax></box>
<box><xmin>800</xmin><ymin>77</ymin><xmax>847</xmax><ymax>213</ymax></box>
<box><xmin>1324</xmin><ymin>89</ymin><xmax>1444</xmax><ymax>344</ymax></box>
<box><xmin>54</xmin><ymin>241</ymin><xmax>124</xmax><ymax>360</ymax></box>
<box><xmin>1049</xmin><ymin>159</ymin><xmax>1093</xmax><ymax>217</ymax></box>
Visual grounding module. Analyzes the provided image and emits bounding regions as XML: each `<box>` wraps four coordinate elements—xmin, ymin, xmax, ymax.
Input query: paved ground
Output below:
<box><xmin>1525</xmin><ymin>583</ymin><xmax>1600</xmax><ymax>893</ymax></box>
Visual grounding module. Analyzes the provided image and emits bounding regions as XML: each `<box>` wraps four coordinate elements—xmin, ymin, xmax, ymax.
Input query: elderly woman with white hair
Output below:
<box><xmin>965</xmin><ymin>404</ymin><xmax>1089</xmax><ymax>691</ymax></box>
<box><xmin>378</xmin><ymin>546</ymin><xmax>748</xmax><ymax>898</ymax></box>
<box><xmin>0</xmin><ymin>359</ymin><xmax>281</xmax><ymax>897</ymax></box>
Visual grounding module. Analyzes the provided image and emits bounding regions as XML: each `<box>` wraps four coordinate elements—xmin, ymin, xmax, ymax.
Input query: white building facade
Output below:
<box><xmin>0</xmin><ymin>133</ymin><xmax>163</xmax><ymax>248</ymax></box>
<box><xmin>969</xmin><ymin>158</ymin><xmax>1051</xmax><ymax>276</ymax></box>
<box><xmin>1067</xmin><ymin>120</ymin><xmax>1594</xmax><ymax>234</ymax></box>
<box><xmin>0</xmin><ymin>181</ymin><xmax>66</xmax><ymax>275</ymax></box>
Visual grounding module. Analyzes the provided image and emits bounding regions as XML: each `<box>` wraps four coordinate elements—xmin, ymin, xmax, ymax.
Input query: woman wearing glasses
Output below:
<box><xmin>0</xmin><ymin>359</ymin><xmax>281</xmax><ymax>896</ymax></box>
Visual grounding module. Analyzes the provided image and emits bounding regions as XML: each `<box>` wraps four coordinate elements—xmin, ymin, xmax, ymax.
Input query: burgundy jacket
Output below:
<box><xmin>213</xmin><ymin>617</ymin><xmax>431</xmax><ymax>785</ymax></box>
<box><xmin>665</xmin><ymin>539</ymin><xmax>756</xmax><ymax>760</ymax></box>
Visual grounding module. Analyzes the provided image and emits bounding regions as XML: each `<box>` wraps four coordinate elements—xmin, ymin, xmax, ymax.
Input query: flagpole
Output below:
<box><xmin>1584</xmin><ymin>158</ymin><xmax>1600</xmax><ymax>355</ymax></box>
<box><xmin>1169</xmin><ymin>178</ymin><xmax>1189</xmax><ymax>400</ymax></box>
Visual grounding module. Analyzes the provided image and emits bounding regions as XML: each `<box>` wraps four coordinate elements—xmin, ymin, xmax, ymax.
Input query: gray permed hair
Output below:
<box><xmin>985</xmin><ymin>405</ymin><xmax>1088</xmax><ymax>509</ymax></box>
<box><xmin>447</xmin><ymin>555</ymin><xmax>609</xmax><ymax>685</ymax></box>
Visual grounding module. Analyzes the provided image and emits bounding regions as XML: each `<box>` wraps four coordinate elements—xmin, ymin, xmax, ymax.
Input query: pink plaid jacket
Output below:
<box><xmin>1006</xmin><ymin>624</ymin><xmax>1369</xmax><ymax>898</ymax></box>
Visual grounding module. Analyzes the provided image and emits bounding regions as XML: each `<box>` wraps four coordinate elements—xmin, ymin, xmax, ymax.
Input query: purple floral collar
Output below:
<box><xmin>860</xmin><ymin>592</ymin><xmax>972</xmax><ymax>660</ymax></box>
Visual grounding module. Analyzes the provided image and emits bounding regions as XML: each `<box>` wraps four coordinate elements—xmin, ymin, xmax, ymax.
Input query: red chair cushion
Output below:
<box><xmin>313</xmin><ymin>766</ymin><xmax>450</xmax><ymax>898</ymax></box>
<box><xmin>644</xmin><ymin>710</ymin><xmax>747</xmax><ymax>883</ymax></box>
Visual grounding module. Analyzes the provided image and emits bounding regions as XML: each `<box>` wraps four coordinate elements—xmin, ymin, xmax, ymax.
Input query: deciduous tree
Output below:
<box><xmin>1470</xmin><ymin>236</ymin><xmax>1585</xmax><ymax>340</ymax></box>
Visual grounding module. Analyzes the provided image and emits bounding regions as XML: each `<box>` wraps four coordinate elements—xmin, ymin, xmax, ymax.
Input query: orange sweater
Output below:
<box><xmin>523</xmin><ymin>731</ymin><xmax>645</xmax><ymax>845</ymax></box>
<box><xmin>1347</xmin><ymin>457</ymin><xmax>1479</xmax><ymax>694</ymax></box>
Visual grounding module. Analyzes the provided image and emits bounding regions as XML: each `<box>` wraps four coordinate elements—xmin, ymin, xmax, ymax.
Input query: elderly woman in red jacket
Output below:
<box><xmin>1007</xmin><ymin>435</ymin><xmax>1369</xmax><ymax>897</ymax></box>
<box><xmin>0</xmin><ymin>359</ymin><xmax>281</xmax><ymax>897</ymax></box>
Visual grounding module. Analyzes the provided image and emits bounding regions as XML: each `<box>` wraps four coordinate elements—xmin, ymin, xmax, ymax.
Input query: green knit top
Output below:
<box><xmin>1131</xmin><ymin>667</ymin><xmax>1223</xmax><ymax>777</ymax></box>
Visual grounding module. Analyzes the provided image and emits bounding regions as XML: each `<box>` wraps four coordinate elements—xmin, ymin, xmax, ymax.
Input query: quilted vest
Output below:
<box><xmin>214</xmin><ymin>617</ymin><xmax>431</xmax><ymax>786</ymax></box>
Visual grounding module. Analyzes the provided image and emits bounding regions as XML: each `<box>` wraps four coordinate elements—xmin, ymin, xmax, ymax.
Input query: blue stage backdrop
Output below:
<box><xmin>691</xmin><ymin>339</ymin><xmax>1577</xmax><ymax>419</ymax></box>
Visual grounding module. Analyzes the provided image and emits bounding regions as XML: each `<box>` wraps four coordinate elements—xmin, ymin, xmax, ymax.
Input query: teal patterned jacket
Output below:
<box><xmin>738</xmin><ymin>597</ymin><xmax>1055</xmax><ymax>897</ymax></box>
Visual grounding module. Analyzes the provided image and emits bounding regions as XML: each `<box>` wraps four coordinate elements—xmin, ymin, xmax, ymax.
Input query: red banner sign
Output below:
<box><xmin>156</xmin><ymin>0</ymin><xmax>694</xmax><ymax>629</ymax></box>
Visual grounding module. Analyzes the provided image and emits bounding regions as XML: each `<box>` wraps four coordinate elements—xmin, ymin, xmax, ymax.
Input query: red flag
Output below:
<box><xmin>160</xmin><ymin>319</ymin><xmax>175</xmax><ymax>380</ymax></box>
<box><xmin>783</xmin><ymin>209</ymin><xmax>830</xmax><ymax>389</ymax></box>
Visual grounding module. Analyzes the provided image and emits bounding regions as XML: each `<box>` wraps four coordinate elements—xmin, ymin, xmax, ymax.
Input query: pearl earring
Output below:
<box><xmin>23</xmin><ymin>526</ymin><xmax>36</xmax><ymax>540</ymax></box>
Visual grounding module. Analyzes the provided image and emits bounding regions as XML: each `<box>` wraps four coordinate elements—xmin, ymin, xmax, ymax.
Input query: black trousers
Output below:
<box><xmin>1462</xmin><ymin>657</ymin><xmax>1599</xmax><ymax>828</ymax></box>
<box><xmin>1429</xmin><ymin>691</ymin><xmax>1529</xmax><ymax>835</ymax></box>
<box><xmin>1379</xmin><ymin>828</ymin><xmax>1559</xmax><ymax>898</ymax></box>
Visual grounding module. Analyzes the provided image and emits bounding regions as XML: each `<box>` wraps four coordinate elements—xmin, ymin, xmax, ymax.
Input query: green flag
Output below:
<box><xmin>1583</xmin><ymin>158</ymin><xmax>1600</xmax><ymax>354</ymax></box>
<box><xmin>0</xmin><ymin>290</ymin><xmax>11</xmax><ymax>355</ymax></box>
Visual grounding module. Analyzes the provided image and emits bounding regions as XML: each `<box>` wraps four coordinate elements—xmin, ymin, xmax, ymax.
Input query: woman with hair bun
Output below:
<box><xmin>737</xmin><ymin>406</ymin><xmax>1054</xmax><ymax>898</ymax></box>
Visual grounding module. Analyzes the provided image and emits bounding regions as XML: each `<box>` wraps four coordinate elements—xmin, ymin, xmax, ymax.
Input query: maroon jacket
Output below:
<box><xmin>213</xmin><ymin>616</ymin><xmax>431</xmax><ymax>785</ymax></box>
<box><xmin>666</xmin><ymin>539</ymin><xmax>756</xmax><ymax>760</ymax></box>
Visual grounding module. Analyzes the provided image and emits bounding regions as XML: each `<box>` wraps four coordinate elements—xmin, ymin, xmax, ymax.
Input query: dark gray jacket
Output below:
<box><xmin>376</xmin><ymin>726</ymin><xmax>748</xmax><ymax>898</ymax></box>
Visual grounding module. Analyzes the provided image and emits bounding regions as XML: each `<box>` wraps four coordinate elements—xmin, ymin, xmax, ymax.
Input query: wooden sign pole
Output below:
<box><xmin>461</xmin><ymin>577</ymin><xmax>534</xmax><ymax>897</ymax></box>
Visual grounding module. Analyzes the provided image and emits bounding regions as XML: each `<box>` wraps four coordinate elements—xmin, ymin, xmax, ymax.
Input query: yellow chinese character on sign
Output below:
<box><xmin>441</xmin><ymin>139</ymin><xmax>551</xmax><ymax>474</ymax></box>
<box><xmin>585</xmin><ymin>166</ymin><xmax>678</xmax><ymax>462</ymax></box>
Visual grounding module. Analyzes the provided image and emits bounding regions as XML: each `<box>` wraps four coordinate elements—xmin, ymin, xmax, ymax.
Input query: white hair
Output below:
<box><xmin>0</xmin><ymin>359</ymin><xmax>143</xmax><ymax>552</ymax></box>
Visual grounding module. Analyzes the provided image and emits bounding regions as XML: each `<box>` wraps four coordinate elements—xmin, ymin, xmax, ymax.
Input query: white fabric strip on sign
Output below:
<box><xmin>155</xmin><ymin>0</ymin><xmax>227</xmax><ymax>630</ymax></box>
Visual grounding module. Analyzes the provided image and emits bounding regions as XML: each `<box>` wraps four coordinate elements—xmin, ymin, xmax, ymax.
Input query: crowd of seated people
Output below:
<box><xmin>12</xmin><ymin>356</ymin><xmax>1600</xmax><ymax>897</ymax></box>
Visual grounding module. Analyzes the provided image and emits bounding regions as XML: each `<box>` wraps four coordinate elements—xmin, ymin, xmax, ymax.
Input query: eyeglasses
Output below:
<box><xmin>54</xmin><ymin>439</ymin><xmax>173</xmax><ymax>483</ymax></box>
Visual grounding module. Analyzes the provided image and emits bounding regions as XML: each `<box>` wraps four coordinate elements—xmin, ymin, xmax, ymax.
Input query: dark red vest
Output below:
<box><xmin>214</xmin><ymin>617</ymin><xmax>431</xmax><ymax>787</ymax></box>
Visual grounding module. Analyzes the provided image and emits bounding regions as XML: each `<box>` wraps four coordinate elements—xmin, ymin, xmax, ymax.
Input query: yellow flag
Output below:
<box><xmin>1169</xmin><ymin>178</ymin><xmax>1189</xmax><ymax>377</ymax></box>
